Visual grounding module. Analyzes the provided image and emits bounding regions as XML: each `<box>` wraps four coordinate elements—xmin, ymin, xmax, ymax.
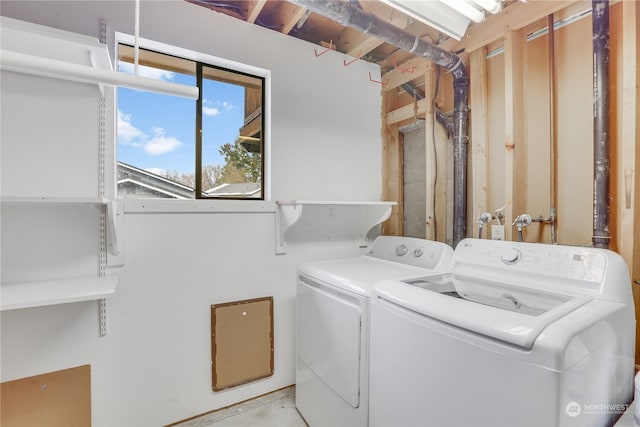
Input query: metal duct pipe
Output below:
<box><xmin>592</xmin><ymin>0</ymin><xmax>610</xmax><ymax>249</ymax></box>
<box><xmin>288</xmin><ymin>0</ymin><xmax>470</xmax><ymax>246</ymax></box>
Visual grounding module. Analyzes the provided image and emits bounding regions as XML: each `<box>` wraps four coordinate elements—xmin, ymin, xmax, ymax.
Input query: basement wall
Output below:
<box><xmin>0</xmin><ymin>1</ymin><xmax>383</xmax><ymax>425</ymax></box>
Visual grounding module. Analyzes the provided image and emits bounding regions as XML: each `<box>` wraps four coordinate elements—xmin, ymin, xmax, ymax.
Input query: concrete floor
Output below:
<box><xmin>171</xmin><ymin>386</ymin><xmax>307</xmax><ymax>427</ymax></box>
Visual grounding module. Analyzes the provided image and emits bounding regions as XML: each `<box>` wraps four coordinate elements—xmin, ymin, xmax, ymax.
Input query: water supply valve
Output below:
<box><xmin>513</xmin><ymin>214</ymin><xmax>532</xmax><ymax>229</ymax></box>
<box><xmin>513</xmin><ymin>214</ymin><xmax>532</xmax><ymax>242</ymax></box>
<box><xmin>477</xmin><ymin>212</ymin><xmax>493</xmax><ymax>239</ymax></box>
<box><xmin>477</xmin><ymin>212</ymin><xmax>492</xmax><ymax>226</ymax></box>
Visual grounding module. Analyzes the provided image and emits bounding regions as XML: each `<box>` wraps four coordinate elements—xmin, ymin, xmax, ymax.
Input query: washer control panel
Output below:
<box><xmin>500</xmin><ymin>248</ymin><xmax>522</xmax><ymax>265</ymax></box>
<box><xmin>456</xmin><ymin>238</ymin><xmax>607</xmax><ymax>284</ymax></box>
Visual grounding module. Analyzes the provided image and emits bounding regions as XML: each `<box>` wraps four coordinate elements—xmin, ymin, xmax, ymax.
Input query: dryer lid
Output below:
<box><xmin>299</xmin><ymin>257</ymin><xmax>437</xmax><ymax>296</ymax></box>
<box><xmin>375</xmin><ymin>273</ymin><xmax>592</xmax><ymax>349</ymax></box>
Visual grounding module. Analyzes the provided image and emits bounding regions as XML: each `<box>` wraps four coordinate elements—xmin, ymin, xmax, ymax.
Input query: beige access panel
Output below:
<box><xmin>211</xmin><ymin>296</ymin><xmax>274</xmax><ymax>391</ymax></box>
<box><xmin>1</xmin><ymin>364</ymin><xmax>91</xmax><ymax>426</ymax></box>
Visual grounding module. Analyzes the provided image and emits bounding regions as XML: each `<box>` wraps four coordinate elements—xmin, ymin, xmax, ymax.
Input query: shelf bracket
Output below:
<box><xmin>358</xmin><ymin>204</ymin><xmax>394</xmax><ymax>247</ymax></box>
<box><xmin>106</xmin><ymin>200</ymin><xmax>124</xmax><ymax>266</ymax></box>
<box><xmin>275</xmin><ymin>202</ymin><xmax>304</xmax><ymax>255</ymax></box>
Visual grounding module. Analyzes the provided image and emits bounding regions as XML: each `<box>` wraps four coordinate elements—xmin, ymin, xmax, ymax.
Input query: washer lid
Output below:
<box><xmin>375</xmin><ymin>274</ymin><xmax>592</xmax><ymax>349</ymax></box>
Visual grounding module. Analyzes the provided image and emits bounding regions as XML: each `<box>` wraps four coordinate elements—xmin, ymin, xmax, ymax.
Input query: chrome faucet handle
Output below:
<box><xmin>512</xmin><ymin>214</ymin><xmax>532</xmax><ymax>229</ymax></box>
<box><xmin>477</xmin><ymin>212</ymin><xmax>492</xmax><ymax>225</ymax></box>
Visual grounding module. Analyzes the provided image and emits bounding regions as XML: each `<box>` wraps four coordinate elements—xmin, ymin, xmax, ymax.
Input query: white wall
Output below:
<box><xmin>0</xmin><ymin>2</ymin><xmax>383</xmax><ymax>425</ymax></box>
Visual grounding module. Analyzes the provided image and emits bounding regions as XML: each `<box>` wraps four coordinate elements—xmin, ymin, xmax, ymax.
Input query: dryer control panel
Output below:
<box><xmin>365</xmin><ymin>236</ymin><xmax>453</xmax><ymax>270</ymax></box>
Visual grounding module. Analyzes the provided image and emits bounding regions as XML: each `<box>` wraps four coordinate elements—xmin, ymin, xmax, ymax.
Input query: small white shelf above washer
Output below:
<box><xmin>0</xmin><ymin>275</ymin><xmax>118</xmax><ymax>311</ymax></box>
<box><xmin>275</xmin><ymin>200</ymin><xmax>396</xmax><ymax>254</ymax></box>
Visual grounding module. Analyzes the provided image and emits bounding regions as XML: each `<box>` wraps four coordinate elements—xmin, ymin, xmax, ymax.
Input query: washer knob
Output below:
<box><xmin>500</xmin><ymin>248</ymin><xmax>521</xmax><ymax>264</ymax></box>
<box><xmin>396</xmin><ymin>244</ymin><xmax>408</xmax><ymax>256</ymax></box>
<box><xmin>414</xmin><ymin>248</ymin><xmax>423</xmax><ymax>258</ymax></box>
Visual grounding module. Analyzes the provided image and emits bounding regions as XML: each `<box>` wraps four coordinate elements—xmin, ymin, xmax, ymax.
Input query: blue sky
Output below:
<box><xmin>117</xmin><ymin>62</ymin><xmax>245</xmax><ymax>176</ymax></box>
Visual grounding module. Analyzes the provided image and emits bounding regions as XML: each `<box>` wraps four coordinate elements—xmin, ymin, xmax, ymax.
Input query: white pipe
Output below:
<box><xmin>0</xmin><ymin>50</ymin><xmax>199</xmax><ymax>99</ymax></box>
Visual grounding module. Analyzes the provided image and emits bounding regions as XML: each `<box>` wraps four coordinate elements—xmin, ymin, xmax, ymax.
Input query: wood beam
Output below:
<box><xmin>342</xmin><ymin>31</ymin><xmax>385</xmax><ymax>59</ymax></box>
<box><xmin>246</xmin><ymin>0</ymin><xmax>267</xmax><ymax>24</ymax></box>
<box><xmin>386</xmin><ymin>98</ymin><xmax>428</xmax><ymax>125</ymax></box>
<box><xmin>463</xmin><ymin>0</ymin><xmax>583</xmax><ymax>53</ymax></box>
<box><xmin>610</xmin><ymin>0</ymin><xmax>640</xmax><ymax>355</ymax></box>
<box><xmin>383</xmin><ymin>57</ymin><xmax>430</xmax><ymax>92</ymax></box>
<box><xmin>424</xmin><ymin>64</ymin><xmax>436</xmax><ymax>240</ymax></box>
<box><xmin>382</xmin><ymin>89</ymin><xmax>403</xmax><ymax>236</ymax></box>
<box><xmin>274</xmin><ymin>2</ymin><xmax>308</xmax><ymax>34</ymax></box>
<box><xmin>617</xmin><ymin>0</ymin><xmax>638</xmax><ymax>271</ymax></box>
<box><xmin>470</xmin><ymin>48</ymin><xmax>490</xmax><ymax>240</ymax></box>
<box><xmin>503</xmin><ymin>29</ymin><xmax>526</xmax><ymax>241</ymax></box>
<box><xmin>434</xmin><ymin>78</ymin><xmax>448</xmax><ymax>243</ymax></box>
<box><xmin>630</xmin><ymin>0</ymin><xmax>640</xmax><ymax>366</ymax></box>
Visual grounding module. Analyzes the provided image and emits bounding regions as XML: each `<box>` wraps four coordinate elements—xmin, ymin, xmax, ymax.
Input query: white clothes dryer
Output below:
<box><xmin>369</xmin><ymin>238</ymin><xmax>636</xmax><ymax>427</ymax></box>
<box><xmin>295</xmin><ymin>236</ymin><xmax>453</xmax><ymax>427</ymax></box>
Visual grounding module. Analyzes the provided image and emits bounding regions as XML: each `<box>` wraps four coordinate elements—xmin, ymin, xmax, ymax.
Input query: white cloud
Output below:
<box><xmin>203</xmin><ymin>106</ymin><xmax>220</xmax><ymax>116</ymax></box>
<box><xmin>118</xmin><ymin>61</ymin><xmax>176</xmax><ymax>81</ymax></box>
<box><xmin>143</xmin><ymin>127</ymin><xmax>182</xmax><ymax>155</ymax></box>
<box><xmin>117</xmin><ymin>109</ymin><xmax>146</xmax><ymax>146</ymax></box>
<box><xmin>202</xmin><ymin>98</ymin><xmax>232</xmax><ymax>116</ymax></box>
<box><xmin>220</xmin><ymin>101</ymin><xmax>233</xmax><ymax>111</ymax></box>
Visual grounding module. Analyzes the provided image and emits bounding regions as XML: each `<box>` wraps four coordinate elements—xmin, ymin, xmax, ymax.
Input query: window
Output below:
<box><xmin>116</xmin><ymin>43</ymin><xmax>266</xmax><ymax>200</ymax></box>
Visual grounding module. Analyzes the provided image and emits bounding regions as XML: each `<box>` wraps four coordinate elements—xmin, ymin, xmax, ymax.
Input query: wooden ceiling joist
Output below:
<box><xmin>383</xmin><ymin>57</ymin><xmax>429</xmax><ymax>92</ymax></box>
<box><xmin>274</xmin><ymin>1</ymin><xmax>308</xmax><ymax>34</ymax></box>
<box><xmin>246</xmin><ymin>0</ymin><xmax>267</xmax><ymax>24</ymax></box>
<box><xmin>462</xmin><ymin>0</ymin><xmax>583</xmax><ymax>53</ymax></box>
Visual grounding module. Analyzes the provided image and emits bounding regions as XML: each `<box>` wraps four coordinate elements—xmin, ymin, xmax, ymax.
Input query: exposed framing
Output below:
<box><xmin>503</xmin><ymin>29</ymin><xmax>527</xmax><ymax>241</ymax></box>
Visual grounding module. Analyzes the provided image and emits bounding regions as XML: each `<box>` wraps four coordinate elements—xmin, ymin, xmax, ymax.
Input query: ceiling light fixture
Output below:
<box><xmin>381</xmin><ymin>0</ymin><xmax>504</xmax><ymax>40</ymax></box>
<box><xmin>440</xmin><ymin>0</ymin><xmax>485</xmax><ymax>23</ymax></box>
<box><xmin>380</xmin><ymin>0</ymin><xmax>471</xmax><ymax>40</ymax></box>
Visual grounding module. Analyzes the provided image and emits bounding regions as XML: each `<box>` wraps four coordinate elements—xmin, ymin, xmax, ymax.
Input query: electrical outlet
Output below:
<box><xmin>491</xmin><ymin>225</ymin><xmax>505</xmax><ymax>241</ymax></box>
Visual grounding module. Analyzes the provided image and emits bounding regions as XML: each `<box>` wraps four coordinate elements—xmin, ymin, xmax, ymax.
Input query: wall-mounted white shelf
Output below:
<box><xmin>1</xmin><ymin>196</ymin><xmax>122</xmax><ymax>260</ymax></box>
<box><xmin>0</xmin><ymin>275</ymin><xmax>118</xmax><ymax>311</ymax></box>
<box><xmin>275</xmin><ymin>200</ymin><xmax>396</xmax><ymax>254</ymax></box>
<box><xmin>1</xmin><ymin>196</ymin><xmax>107</xmax><ymax>205</ymax></box>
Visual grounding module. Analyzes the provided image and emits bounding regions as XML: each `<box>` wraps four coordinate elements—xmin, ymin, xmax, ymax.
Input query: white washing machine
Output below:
<box><xmin>295</xmin><ymin>236</ymin><xmax>454</xmax><ymax>427</ymax></box>
<box><xmin>370</xmin><ymin>238</ymin><xmax>636</xmax><ymax>427</ymax></box>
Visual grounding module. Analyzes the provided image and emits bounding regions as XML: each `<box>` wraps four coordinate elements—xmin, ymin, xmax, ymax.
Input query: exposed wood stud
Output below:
<box><xmin>424</xmin><ymin>64</ymin><xmax>437</xmax><ymax>240</ymax></box>
<box><xmin>463</xmin><ymin>0</ymin><xmax>581</xmax><ymax>53</ymax></box>
<box><xmin>386</xmin><ymin>98</ymin><xmax>428</xmax><ymax>125</ymax></box>
<box><xmin>504</xmin><ymin>29</ymin><xmax>527</xmax><ymax>241</ymax></box>
<box><xmin>470</xmin><ymin>48</ymin><xmax>490</xmax><ymax>240</ymax></box>
<box><xmin>382</xmin><ymin>88</ymin><xmax>403</xmax><ymax>236</ymax></box>
<box><xmin>610</xmin><ymin>0</ymin><xmax>640</xmax><ymax>365</ymax></box>
<box><xmin>617</xmin><ymin>0</ymin><xmax>637</xmax><ymax>268</ymax></box>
